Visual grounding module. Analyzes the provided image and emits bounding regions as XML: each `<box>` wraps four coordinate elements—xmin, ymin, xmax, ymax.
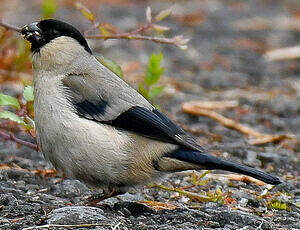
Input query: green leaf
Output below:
<box><xmin>266</xmin><ymin>199</ymin><xmax>290</xmax><ymax>211</ymax></box>
<box><xmin>155</xmin><ymin>9</ymin><xmax>171</xmax><ymax>21</ymax></box>
<box><xmin>41</xmin><ymin>0</ymin><xmax>58</xmax><ymax>19</ymax></box>
<box><xmin>0</xmin><ymin>111</ymin><xmax>25</xmax><ymax>125</ymax></box>
<box><xmin>153</xmin><ymin>24</ymin><xmax>170</xmax><ymax>33</ymax></box>
<box><xmin>138</xmin><ymin>83</ymin><xmax>149</xmax><ymax>100</ymax></box>
<box><xmin>75</xmin><ymin>2</ymin><xmax>95</xmax><ymax>22</ymax></box>
<box><xmin>146</xmin><ymin>6</ymin><xmax>152</xmax><ymax>23</ymax></box>
<box><xmin>97</xmin><ymin>25</ymin><xmax>110</xmax><ymax>37</ymax></box>
<box><xmin>24</xmin><ymin>116</ymin><xmax>35</xmax><ymax>130</ymax></box>
<box><xmin>148</xmin><ymin>86</ymin><xmax>164</xmax><ymax>99</ymax></box>
<box><xmin>23</xmin><ymin>86</ymin><xmax>34</xmax><ymax>102</ymax></box>
<box><xmin>145</xmin><ymin>52</ymin><xmax>164</xmax><ymax>86</ymax></box>
<box><xmin>96</xmin><ymin>55</ymin><xmax>123</xmax><ymax>78</ymax></box>
<box><xmin>0</xmin><ymin>94</ymin><xmax>20</xmax><ymax>110</ymax></box>
<box><xmin>294</xmin><ymin>203</ymin><xmax>300</xmax><ymax>209</ymax></box>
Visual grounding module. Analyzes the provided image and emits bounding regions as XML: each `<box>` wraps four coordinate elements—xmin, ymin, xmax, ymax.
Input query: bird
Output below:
<box><xmin>21</xmin><ymin>19</ymin><xmax>281</xmax><ymax>204</ymax></box>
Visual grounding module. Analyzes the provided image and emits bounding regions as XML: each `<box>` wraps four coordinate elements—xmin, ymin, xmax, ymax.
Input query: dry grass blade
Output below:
<box><xmin>249</xmin><ymin>135</ymin><xmax>294</xmax><ymax>145</ymax></box>
<box><xmin>32</xmin><ymin>169</ymin><xmax>57</xmax><ymax>177</ymax></box>
<box><xmin>138</xmin><ymin>200</ymin><xmax>177</xmax><ymax>211</ymax></box>
<box><xmin>205</xmin><ymin>173</ymin><xmax>266</xmax><ymax>186</ymax></box>
<box><xmin>181</xmin><ymin>103</ymin><xmax>264</xmax><ymax>138</ymax></box>
<box><xmin>0</xmin><ymin>163</ymin><xmax>58</xmax><ymax>178</ymax></box>
<box><xmin>148</xmin><ymin>184</ymin><xmax>211</xmax><ymax>202</ymax></box>
<box><xmin>181</xmin><ymin>102</ymin><xmax>295</xmax><ymax>145</ymax></box>
<box><xmin>0</xmin><ymin>163</ymin><xmax>27</xmax><ymax>171</ymax></box>
<box><xmin>182</xmin><ymin>100</ymin><xmax>239</xmax><ymax>110</ymax></box>
<box><xmin>264</xmin><ymin>45</ymin><xmax>300</xmax><ymax>61</ymax></box>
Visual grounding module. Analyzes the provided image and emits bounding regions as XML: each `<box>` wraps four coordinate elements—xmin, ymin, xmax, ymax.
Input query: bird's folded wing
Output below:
<box><xmin>62</xmin><ymin>74</ymin><xmax>205</xmax><ymax>152</ymax></box>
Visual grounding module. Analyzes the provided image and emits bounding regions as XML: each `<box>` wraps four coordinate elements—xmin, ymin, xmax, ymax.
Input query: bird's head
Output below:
<box><xmin>21</xmin><ymin>19</ymin><xmax>92</xmax><ymax>54</ymax></box>
<box><xmin>21</xmin><ymin>19</ymin><xmax>93</xmax><ymax>72</ymax></box>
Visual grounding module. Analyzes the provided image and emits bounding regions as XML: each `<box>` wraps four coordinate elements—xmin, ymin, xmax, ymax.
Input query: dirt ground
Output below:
<box><xmin>0</xmin><ymin>0</ymin><xmax>299</xmax><ymax>229</ymax></box>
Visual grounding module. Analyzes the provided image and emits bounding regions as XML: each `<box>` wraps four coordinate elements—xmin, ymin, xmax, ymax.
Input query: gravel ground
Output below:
<box><xmin>0</xmin><ymin>0</ymin><xmax>299</xmax><ymax>229</ymax></box>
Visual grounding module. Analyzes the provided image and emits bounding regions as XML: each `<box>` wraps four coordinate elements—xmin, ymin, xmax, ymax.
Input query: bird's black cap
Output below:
<box><xmin>21</xmin><ymin>19</ymin><xmax>92</xmax><ymax>54</ymax></box>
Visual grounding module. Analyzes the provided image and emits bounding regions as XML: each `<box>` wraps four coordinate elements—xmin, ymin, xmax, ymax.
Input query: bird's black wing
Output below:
<box><xmin>62</xmin><ymin>74</ymin><xmax>205</xmax><ymax>152</ymax></box>
<box><xmin>106</xmin><ymin>106</ymin><xmax>205</xmax><ymax>152</ymax></box>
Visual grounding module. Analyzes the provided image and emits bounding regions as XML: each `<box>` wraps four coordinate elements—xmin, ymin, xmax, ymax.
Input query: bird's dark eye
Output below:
<box><xmin>51</xmin><ymin>29</ymin><xmax>60</xmax><ymax>37</ymax></box>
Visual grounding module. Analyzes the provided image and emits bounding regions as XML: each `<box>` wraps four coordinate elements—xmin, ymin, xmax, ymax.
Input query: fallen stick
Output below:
<box><xmin>205</xmin><ymin>173</ymin><xmax>266</xmax><ymax>186</ymax></box>
<box><xmin>181</xmin><ymin>102</ymin><xmax>295</xmax><ymax>145</ymax></box>
<box><xmin>0</xmin><ymin>130</ymin><xmax>38</xmax><ymax>150</ymax></box>
<box><xmin>0</xmin><ymin>163</ymin><xmax>57</xmax><ymax>177</ymax></box>
<box><xmin>138</xmin><ymin>200</ymin><xmax>177</xmax><ymax>211</ymax></box>
<box><xmin>182</xmin><ymin>100</ymin><xmax>238</xmax><ymax>110</ymax></box>
<box><xmin>264</xmin><ymin>45</ymin><xmax>300</xmax><ymax>61</ymax></box>
<box><xmin>181</xmin><ymin>103</ymin><xmax>264</xmax><ymax>138</ymax></box>
<box><xmin>0</xmin><ymin>18</ymin><xmax>21</xmax><ymax>32</ymax></box>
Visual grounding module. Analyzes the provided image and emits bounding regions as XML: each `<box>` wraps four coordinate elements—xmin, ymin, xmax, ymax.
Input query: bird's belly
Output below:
<box><xmin>35</xmin><ymin>112</ymin><xmax>176</xmax><ymax>189</ymax></box>
<box><xmin>35</xmin><ymin>113</ymin><xmax>130</xmax><ymax>185</ymax></box>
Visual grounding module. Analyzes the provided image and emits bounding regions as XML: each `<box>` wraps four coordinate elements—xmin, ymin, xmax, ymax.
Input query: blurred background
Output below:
<box><xmin>0</xmin><ymin>0</ymin><xmax>299</xmax><ymax>229</ymax></box>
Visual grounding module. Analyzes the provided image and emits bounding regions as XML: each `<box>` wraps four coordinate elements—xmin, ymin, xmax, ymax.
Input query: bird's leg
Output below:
<box><xmin>86</xmin><ymin>189</ymin><xmax>125</xmax><ymax>206</ymax></box>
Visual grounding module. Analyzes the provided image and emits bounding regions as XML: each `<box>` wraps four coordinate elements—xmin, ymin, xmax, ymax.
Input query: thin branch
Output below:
<box><xmin>181</xmin><ymin>102</ymin><xmax>296</xmax><ymax>145</ymax></box>
<box><xmin>84</xmin><ymin>22</ymin><xmax>151</xmax><ymax>37</ymax></box>
<box><xmin>122</xmin><ymin>23</ymin><xmax>152</xmax><ymax>36</ymax></box>
<box><xmin>181</xmin><ymin>104</ymin><xmax>265</xmax><ymax>138</ymax></box>
<box><xmin>0</xmin><ymin>18</ymin><xmax>21</xmax><ymax>33</ymax></box>
<box><xmin>0</xmin><ymin>15</ymin><xmax>188</xmax><ymax>48</ymax></box>
<box><xmin>182</xmin><ymin>100</ymin><xmax>239</xmax><ymax>110</ymax></box>
<box><xmin>0</xmin><ymin>130</ymin><xmax>38</xmax><ymax>151</ymax></box>
<box><xmin>77</xmin><ymin>3</ymin><xmax>188</xmax><ymax>48</ymax></box>
<box><xmin>85</xmin><ymin>33</ymin><xmax>184</xmax><ymax>46</ymax></box>
<box><xmin>264</xmin><ymin>45</ymin><xmax>300</xmax><ymax>61</ymax></box>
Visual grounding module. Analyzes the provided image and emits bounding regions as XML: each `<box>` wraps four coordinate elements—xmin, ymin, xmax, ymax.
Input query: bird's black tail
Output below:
<box><xmin>165</xmin><ymin>149</ymin><xmax>281</xmax><ymax>185</ymax></box>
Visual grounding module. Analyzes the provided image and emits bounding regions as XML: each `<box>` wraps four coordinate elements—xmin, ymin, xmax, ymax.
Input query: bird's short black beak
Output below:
<box><xmin>21</xmin><ymin>22</ymin><xmax>42</xmax><ymax>43</ymax></box>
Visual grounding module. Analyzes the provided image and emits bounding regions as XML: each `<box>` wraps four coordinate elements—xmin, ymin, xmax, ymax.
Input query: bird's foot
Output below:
<box><xmin>85</xmin><ymin>190</ymin><xmax>125</xmax><ymax>207</ymax></box>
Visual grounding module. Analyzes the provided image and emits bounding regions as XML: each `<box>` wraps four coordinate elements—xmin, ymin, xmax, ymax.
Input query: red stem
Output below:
<box><xmin>121</xmin><ymin>23</ymin><xmax>152</xmax><ymax>36</ymax></box>
<box><xmin>0</xmin><ymin>130</ymin><xmax>38</xmax><ymax>151</ymax></box>
<box><xmin>0</xmin><ymin>19</ymin><xmax>22</xmax><ymax>33</ymax></box>
<box><xmin>85</xmin><ymin>34</ymin><xmax>179</xmax><ymax>45</ymax></box>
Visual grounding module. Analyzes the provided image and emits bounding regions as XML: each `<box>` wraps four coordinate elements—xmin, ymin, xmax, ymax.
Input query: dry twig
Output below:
<box><xmin>205</xmin><ymin>173</ymin><xmax>266</xmax><ymax>186</ymax></box>
<box><xmin>148</xmin><ymin>184</ymin><xmax>211</xmax><ymax>202</ymax></box>
<box><xmin>264</xmin><ymin>45</ymin><xmax>300</xmax><ymax>61</ymax></box>
<box><xmin>182</xmin><ymin>103</ymin><xmax>264</xmax><ymax>137</ymax></box>
<box><xmin>76</xmin><ymin>2</ymin><xmax>189</xmax><ymax>49</ymax></box>
<box><xmin>0</xmin><ymin>130</ymin><xmax>38</xmax><ymax>150</ymax></box>
<box><xmin>182</xmin><ymin>100</ymin><xmax>238</xmax><ymax>111</ymax></box>
<box><xmin>0</xmin><ymin>18</ymin><xmax>21</xmax><ymax>32</ymax></box>
<box><xmin>85</xmin><ymin>34</ymin><xmax>187</xmax><ymax>47</ymax></box>
<box><xmin>181</xmin><ymin>102</ymin><xmax>295</xmax><ymax>145</ymax></box>
<box><xmin>138</xmin><ymin>200</ymin><xmax>176</xmax><ymax>211</ymax></box>
<box><xmin>0</xmin><ymin>163</ymin><xmax>57</xmax><ymax>177</ymax></box>
<box><xmin>1</xmin><ymin>5</ymin><xmax>189</xmax><ymax>48</ymax></box>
